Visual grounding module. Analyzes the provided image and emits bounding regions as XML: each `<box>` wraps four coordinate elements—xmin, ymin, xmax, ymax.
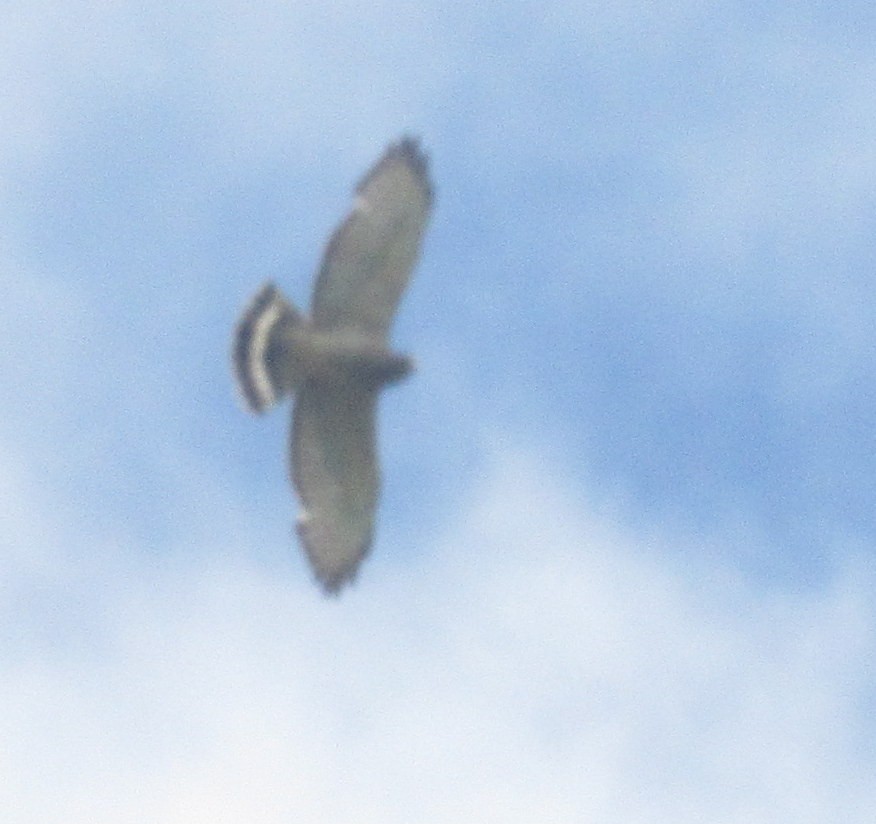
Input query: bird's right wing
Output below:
<box><xmin>291</xmin><ymin>380</ymin><xmax>380</xmax><ymax>593</ymax></box>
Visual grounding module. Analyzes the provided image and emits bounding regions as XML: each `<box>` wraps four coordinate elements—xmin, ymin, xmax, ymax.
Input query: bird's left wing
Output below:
<box><xmin>311</xmin><ymin>137</ymin><xmax>433</xmax><ymax>339</ymax></box>
<box><xmin>291</xmin><ymin>380</ymin><xmax>380</xmax><ymax>593</ymax></box>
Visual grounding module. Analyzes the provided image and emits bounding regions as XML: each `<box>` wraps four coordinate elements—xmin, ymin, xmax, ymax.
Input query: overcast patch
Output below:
<box><xmin>2</xmin><ymin>449</ymin><xmax>874</xmax><ymax>822</ymax></box>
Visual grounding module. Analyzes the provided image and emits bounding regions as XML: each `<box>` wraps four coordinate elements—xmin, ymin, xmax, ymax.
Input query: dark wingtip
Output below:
<box><xmin>317</xmin><ymin>575</ymin><xmax>347</xmax><ymax>598</ymax></box>
<box><xmin>359</xmin><ymin>135</ymin><xmax>434</xmax><ymax>205</ymax></box>
<box><xmin>395</xmin><ymin>135</ymin><xmax>432</xmax><ymax>192</ymax></box>
<box><xmin>295</xmin><ymin>516</ymin><xmax>371</xmax><ymax>597</ymax></box>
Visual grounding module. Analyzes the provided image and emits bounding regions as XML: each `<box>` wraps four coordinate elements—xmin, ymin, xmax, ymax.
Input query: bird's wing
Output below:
<box><xmin>291</xmin><ymin>380</ymin><xmax>379</xmax><ymax>593</ymax></box>
<box><xmin>311</xmin><ymin>137</ymin><xmax>433</xmax><ymax>339</ymax></box>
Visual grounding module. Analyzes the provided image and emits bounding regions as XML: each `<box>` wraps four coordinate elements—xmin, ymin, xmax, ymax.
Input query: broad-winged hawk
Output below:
<box><xmin>232</xmin><ymin>137</ymin><xmax>433</xmax><ymax>593</ymax></box>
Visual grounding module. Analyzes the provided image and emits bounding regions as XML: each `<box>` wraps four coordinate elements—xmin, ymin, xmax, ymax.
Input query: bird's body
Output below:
<box><xmin>280</xmin><ymin>325</ymin><xmax>413</xmax><ymax>388</ymax></box>
<box><xmin>232</xmin><ymin>137</ymin><xmax>432</xmax><ymax>593</ymax></box>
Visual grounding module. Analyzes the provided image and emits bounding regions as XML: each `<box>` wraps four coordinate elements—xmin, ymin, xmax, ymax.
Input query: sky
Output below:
<box><xmin>2</xmin><ymin>1</ymin><xmax>876</xmax><ymax>821</ymax></box>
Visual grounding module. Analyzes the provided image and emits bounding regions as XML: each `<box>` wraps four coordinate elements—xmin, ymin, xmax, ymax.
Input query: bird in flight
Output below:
<box><xmin>232</xmin><ymin>137</ymin><xmax>433</xmax><ymax>593</ymax></box>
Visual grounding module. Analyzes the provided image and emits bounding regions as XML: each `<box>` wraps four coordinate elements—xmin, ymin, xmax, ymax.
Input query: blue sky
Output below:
<box><xmin>2</xmin><ymin>2</ymin><xmax>876</xmax><ymax>821</ymax></box>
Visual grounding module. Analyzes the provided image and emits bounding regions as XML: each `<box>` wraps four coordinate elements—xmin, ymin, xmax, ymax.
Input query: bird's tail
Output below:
<box><xmin>232</xmin><ymin>283</ymin><xmax>303</xmax><ymax>413</ymax></box>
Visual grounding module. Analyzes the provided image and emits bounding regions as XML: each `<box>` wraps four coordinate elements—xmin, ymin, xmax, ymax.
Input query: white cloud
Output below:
<box><xmin>1</xmin><ymin>447</ymin><xmax>873</xmax><ymax>823</ymax></box>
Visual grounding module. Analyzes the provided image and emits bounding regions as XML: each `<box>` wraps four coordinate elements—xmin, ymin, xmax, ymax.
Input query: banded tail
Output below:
<box><xmin>232</xmin><ymin>283</ymin><xmax>303</xmax><ymax>413</ymax></box>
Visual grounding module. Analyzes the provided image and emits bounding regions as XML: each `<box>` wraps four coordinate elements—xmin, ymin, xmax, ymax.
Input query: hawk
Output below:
<box><xmin>232</xmin><ymin>137</ymin><xmax>433</xmax><ymax>594</ymax></box>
